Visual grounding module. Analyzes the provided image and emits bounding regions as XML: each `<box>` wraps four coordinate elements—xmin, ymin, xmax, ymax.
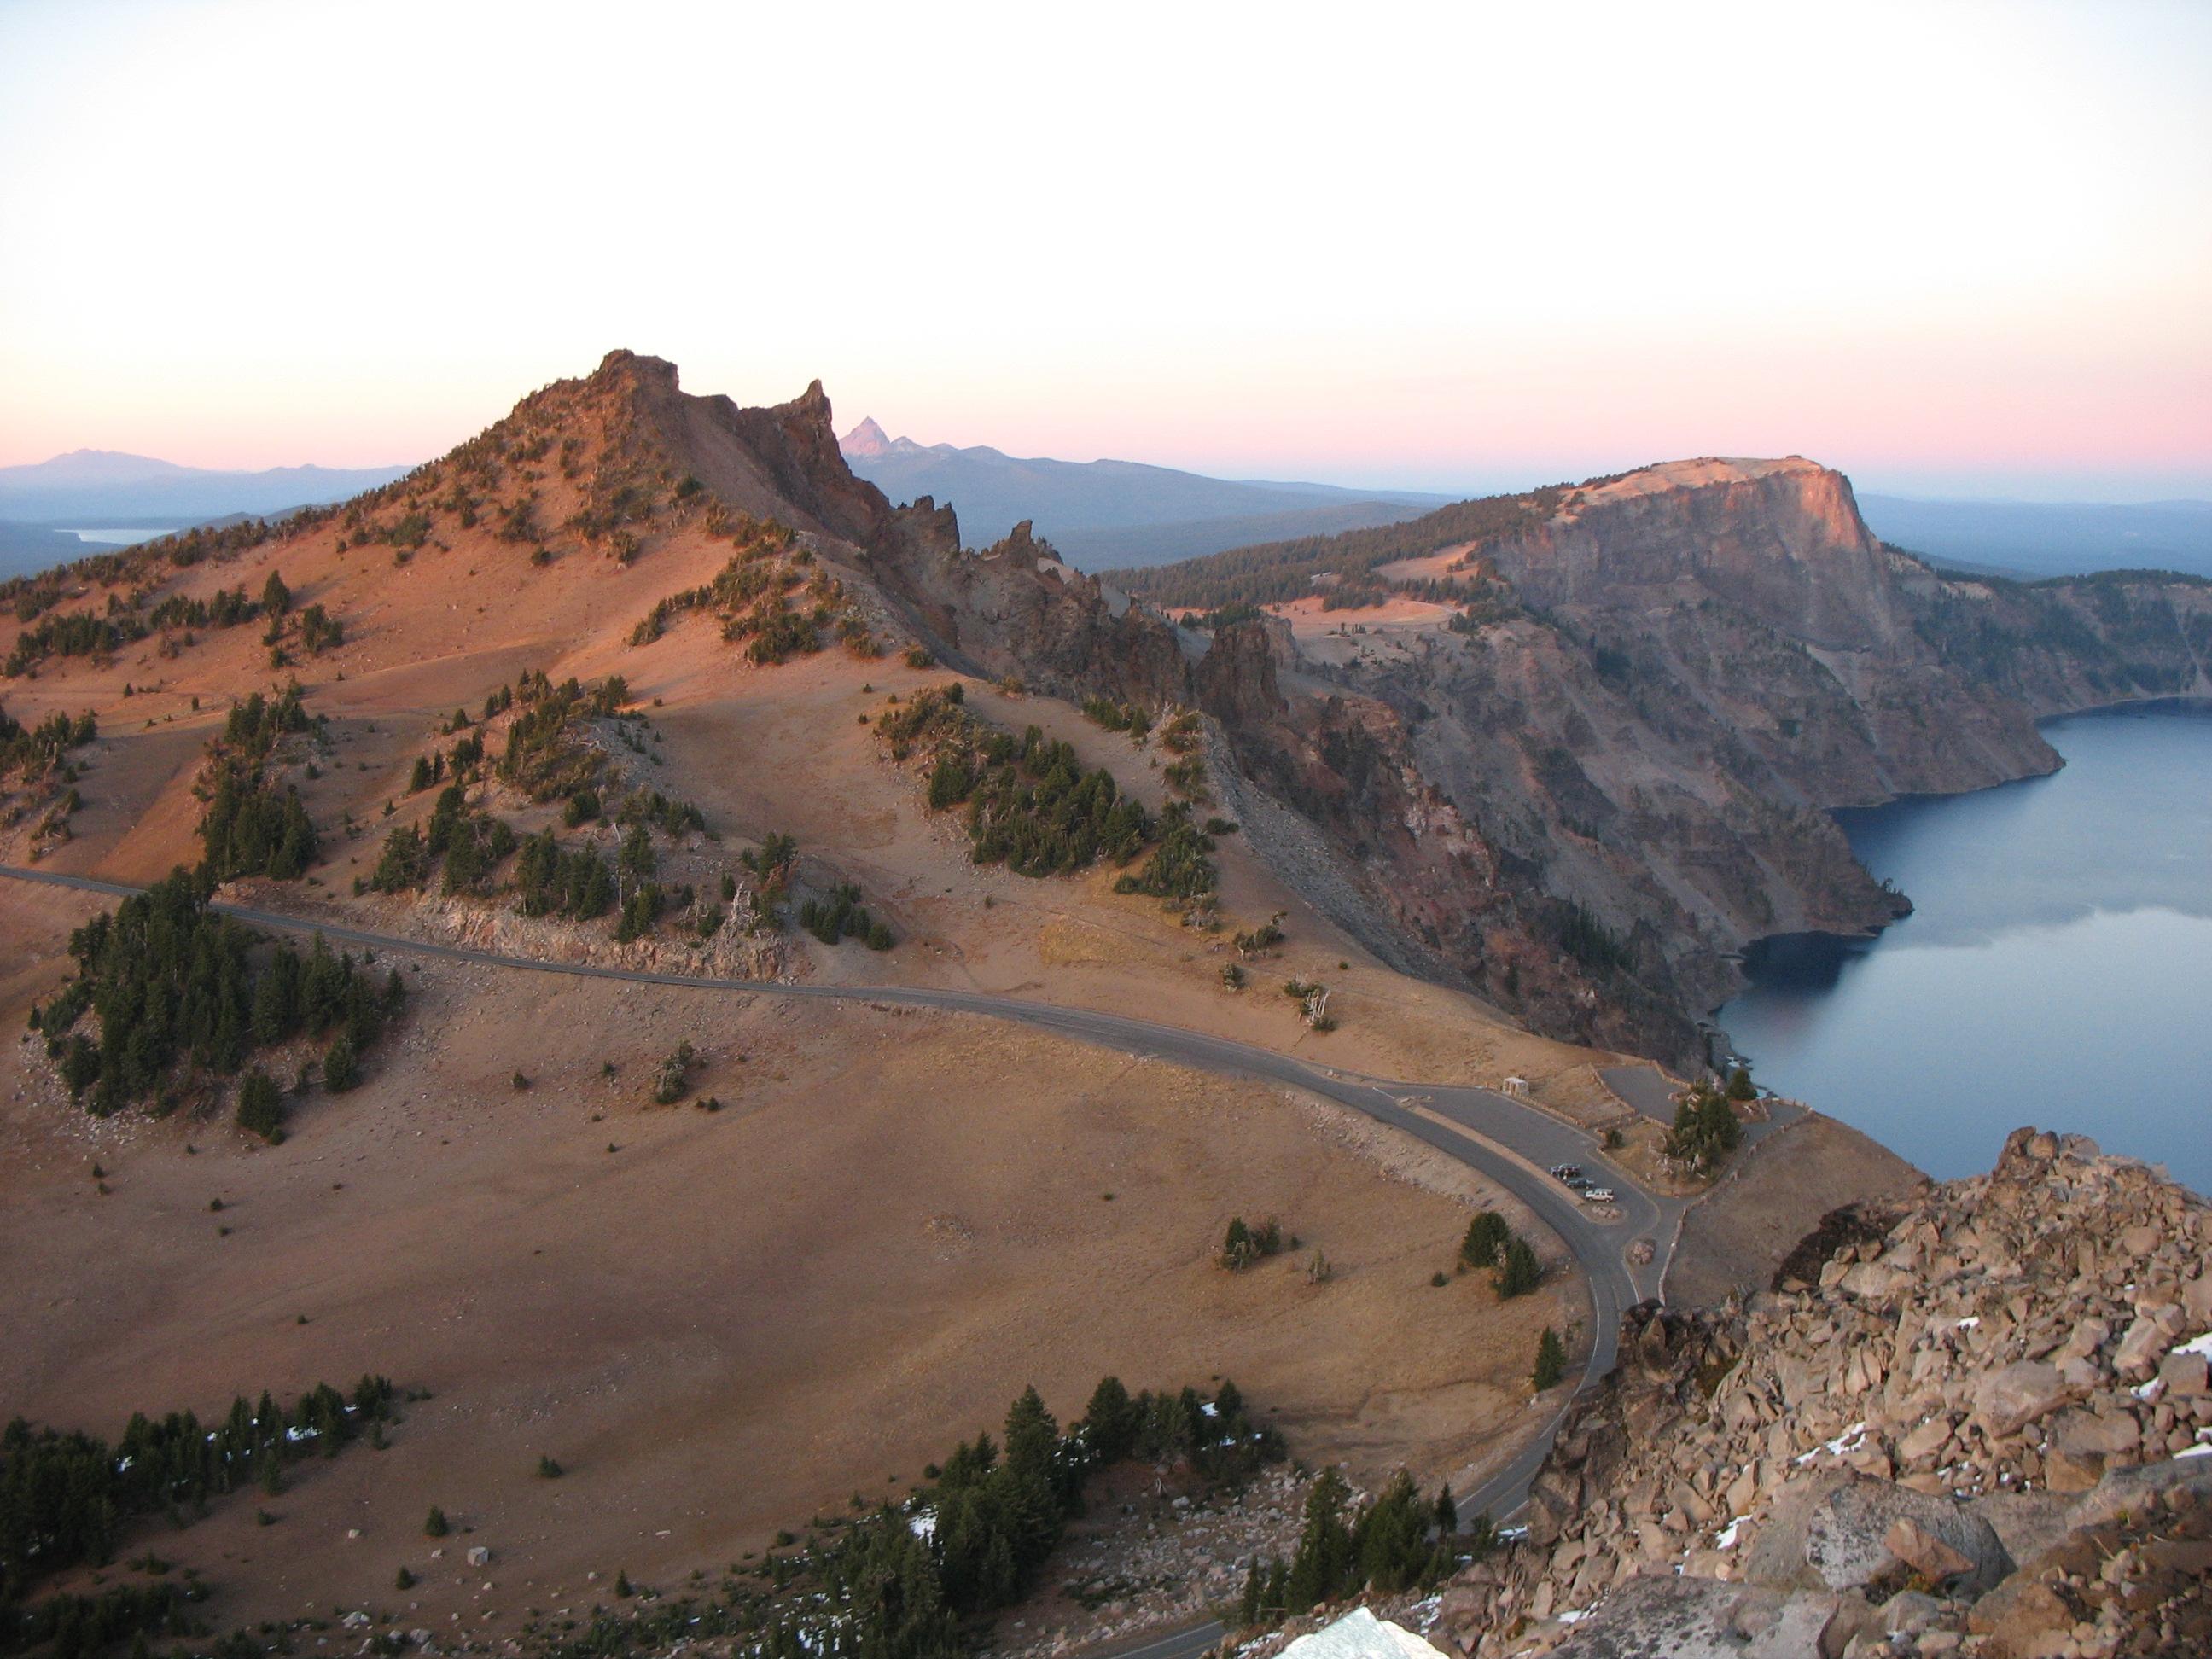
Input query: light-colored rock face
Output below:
<box><xmin>1485</xmin><ymin>458</ymin><xmax>1904</xmax><ymax>655</ymax></box>
<box><xmin>1439</xmin><ymin>1127</ymin><xmax>2212</xmax><ymax>1658</ymax></box>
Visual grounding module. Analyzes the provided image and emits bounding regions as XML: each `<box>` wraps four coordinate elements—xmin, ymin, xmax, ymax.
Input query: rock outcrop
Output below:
<box><xmin>1435</xmin><ymin>1128</ymin><xmax>2212</xmax><ymax>1658</ymax></box>
<box><xmin>1163</xmin><ymin>458</ymin><xmax>2210</xmax><ymax>1065</ymax></box>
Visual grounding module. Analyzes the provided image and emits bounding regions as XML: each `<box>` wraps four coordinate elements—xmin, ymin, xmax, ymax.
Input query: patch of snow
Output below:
<box><xmin>1795</xmin><ymin>1421</ymin><xmax>1868</xmax><ymax>1466</ymax></box>
<box><xmin>1556</xmin><ymin>1609</ymin><xmax>1592</xmax><ymax>1626</ymax></box>
<box><xmin>2176</xmin><ymin>1443</ymin><xmax>2212</xmax><ymax>1460</ymax></box>
<box><xmin>2172</xmin><ymin>1331</ymin><xmax>2212</xmax><ymax>1361</ymax></box>
<box><xmin>1713</xmin><ymin>1517</ymin><xmax>1744</xmax><ymax>1550</ymax></box>
<box><xmin>906</xmin><ymin>1509</ymin><xmax>936</xmax><ymax>1541</ymax></box>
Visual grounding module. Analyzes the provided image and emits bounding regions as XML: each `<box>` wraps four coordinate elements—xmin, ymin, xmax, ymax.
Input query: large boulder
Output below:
<box><xmin>1544</xmin><ymin>1575</ymin><xmax>1868</xmax><ymax>1659</ymax></box>
<box><xmin>1973</xmin><ymin>1361</ymin><xmax>2071</xmax><ymax>1436</ymax></box>
<box><xmin>1743</xmin><ymin>1473</ymin><xmax>2012</xmax><ymax>1596</ymax></box>
<box><xmin>1964</xmin><ymin>1575</ymin><xmax>2075</xmax><ymax>1658</ymax></box>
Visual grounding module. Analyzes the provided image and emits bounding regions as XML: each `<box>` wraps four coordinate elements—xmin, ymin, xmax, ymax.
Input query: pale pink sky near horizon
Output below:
<box><xmin>3</xmin><ymin>1</ymin><xmax>2209</xmax><ymax>502</ymax></box>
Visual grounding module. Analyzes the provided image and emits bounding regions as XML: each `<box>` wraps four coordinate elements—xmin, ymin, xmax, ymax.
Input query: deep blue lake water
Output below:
<box><xmin>1718</xmin><ymin>698</ymin><xmax>2212</xmax><ymax>1193</ymax></box>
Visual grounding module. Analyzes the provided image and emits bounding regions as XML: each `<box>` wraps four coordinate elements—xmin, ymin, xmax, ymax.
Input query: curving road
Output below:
<box><xmin>0</xmin><ymin>864</ymin><xmax>1672</xmax><ymax>1546</ymax></box>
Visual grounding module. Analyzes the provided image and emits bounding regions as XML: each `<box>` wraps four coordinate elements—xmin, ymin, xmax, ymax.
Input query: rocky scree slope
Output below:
<box><xmin>1429</xmin><ymin>1127</ymin><xmax>2212</xmax><ymax>1658</ymax></box>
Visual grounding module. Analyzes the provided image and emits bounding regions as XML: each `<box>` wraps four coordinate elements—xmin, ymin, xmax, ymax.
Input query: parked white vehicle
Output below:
<box><xmin>1581</xmin><ymin>1186</ymin><xmax>1615</xmax><ymax>1203</ymax></box>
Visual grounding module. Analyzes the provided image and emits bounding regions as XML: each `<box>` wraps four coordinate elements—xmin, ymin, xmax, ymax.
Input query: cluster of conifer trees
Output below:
<box><xmin>370</xmin><ymin>751</ymin><xmax>707</xmax><ymax>943</ymax></box>
<box><xmin>2</xmin><ymin>512</ymin><xmax>323</xmax><ymax>640</ymax></box>
<box><xmin>1459</xmin><ymin>1208</ymin><xmax>1544</xmax><ymax>1297</ymax></box>
<box><xmin>1111</xmin><ymin>804</ymin><xmax>1218</xmax><ymax>903</ymax></box>
<box><xmin>197</xmin><ymin>686</ymin><xmax>319</xmax><ymax>881</ymax></box>
<box><xmin>0</xmin><ymin>707</ymin><xmax>95</xmax><ymax>780</ymax></box>
<box><xmin>1237</xmin><ymin>1466</ymin><xmax>1477</xmax><ymax>1627</ymax></box>
<box><xmin>721</xmin><ymin>1378</ymin><xmax>1278</xmax><ymax>1659</ymax></box>
<box><xmin>798</xmin><ymin>882</ymin><xmax>894</xmax><ymax>951</ymax></box>
<box><xmin>1663</xmin><ymin>1080</ymin><xmax>1745</xmax><ymax>1174</ymax></box>
<box><xmin>29</xmin><ymin>869</ymin><xmax>404</xmax><ymax>1117</ymax></box>
<box><xmin>198</xmin><ymin>765</ymin><xmax>316</xmax><ymax>881</ymax></box>
<box><xmin>3</xmin><ymin>569</ymin><xmax>300</xmax><ymax>678</ymax></box>
<box><xmin>3</xmin><ymin>1576</ymin><xmax>207</xmax><ymax>1659</ymax></box>
<box><xmin>1077</xmin><ymin>697</ymin><xmax>1153</xmax><ymax>739</ymax></box>
<box><xmin>0</xmin><ymin>1376</ymin><xmax>394</xmax><ymax>1609</ymax></box>
<box><xmin>512</xmin><ymin>829</ymin><xmax>616</xmax><ymax>919</ymax></box>
<box><xmin>496</xmin><ymin>672</ymin><xmax>628</xmax><ymax>801</ymax></box>
<box><xmin>882</xmin><ymin>685</ymin><xmax>1221</xmax><ymax>901</ymax></box>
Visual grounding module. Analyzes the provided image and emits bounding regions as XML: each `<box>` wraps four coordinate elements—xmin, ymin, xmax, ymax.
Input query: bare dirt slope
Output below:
<box><xmin>0</xmin><ymin>882</ymin><xmax>1574</xmax><ymax>1639</ymax></box>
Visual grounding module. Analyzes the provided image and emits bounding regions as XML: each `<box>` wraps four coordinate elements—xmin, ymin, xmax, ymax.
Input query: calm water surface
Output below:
<box><xmin>1719</xmin><ymin>699</ymin><xmax>2212</xmax><ymax>1192</ymax></box>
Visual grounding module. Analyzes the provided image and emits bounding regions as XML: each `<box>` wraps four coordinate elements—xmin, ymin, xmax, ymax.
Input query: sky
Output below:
<box><xmin>2</xmin><ymin>0</ymin><xmax>2209</xmax><ymax>502</ymax></box>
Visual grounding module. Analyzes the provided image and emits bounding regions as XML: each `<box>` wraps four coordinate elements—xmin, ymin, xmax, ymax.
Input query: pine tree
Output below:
<box><xmin>423</xmin><ymin>1505</ymin><xmax>448</xmax><ymax>1538</ymax></box>
<box><xmin>1080</xmin><ymin>1377</ymin><xmax>1138</xmax><ymax>1464</ymax></box>
<box><xmin>1459</xmin><ymin>1210</ymin><xmax>1510</xmax><ymax>1268</ymax></box>
<box><xmin>1494</xmin><ymin>1234</ymin><xmax>1541</xmax><ymax>1299</ymax></box>
<box><xmin>1433</xmin><ymin>1482</ymin><xmax>1457</xmax><ymax>1536</ymax></box>
<box><xmin>1533</xmin><ymin>1326</ymin><xmax>1568</xmax><ymax>1389</ymax></box>
<box><xmin>236</xmin><ymin>1069</ymin><xmax>283</xmax><ymax>1142</ymax></box>
<box><xmin>323</xmin><ymin>1034</ymin><xmax>361</xmax><ymax>1093</ymax></box>
<box><xmin>1222</xmin><ymin>1215</ymin><xmax>1254</xmax><ymax>1268</ymax></box>
<box><xmin>1284</xmin><ymin>1467</ymin><xmax>1353</xmax><ymax>1612</ymax></box>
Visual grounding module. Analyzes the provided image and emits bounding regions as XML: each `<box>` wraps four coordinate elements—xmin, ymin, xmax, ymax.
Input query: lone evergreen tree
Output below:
<box><xmin>1532</xmin><ymin>1326</ymin><xmax>1567</xmax><ymax>1389</ymax></box>
<box><xmin>1495</xmin><ymin>1234</ymin><xmax>1541</xmax><ymax>1299</ymax></box>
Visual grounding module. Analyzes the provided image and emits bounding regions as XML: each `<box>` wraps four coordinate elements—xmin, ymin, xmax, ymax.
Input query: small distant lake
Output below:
<box><xmin>59</xmin><ymin>527</ymin><xmax>182</xmax><ymax>546</ymax></box>
<box><xmin>1718</xmin><ymin>699</ymin><xmax>2212</xmax><ymax>1194</ymax></box>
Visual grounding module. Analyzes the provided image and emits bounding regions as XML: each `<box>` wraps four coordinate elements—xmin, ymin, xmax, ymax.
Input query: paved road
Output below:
<box><xmin>2</xmin><ymin>863</ymin><xmax>1671</xmax><ymax>1582</ymax></box>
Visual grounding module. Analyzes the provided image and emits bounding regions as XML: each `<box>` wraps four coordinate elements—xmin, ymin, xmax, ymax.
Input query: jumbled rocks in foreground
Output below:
<box><xmin>1432</xmin><ymin>1126</ymin><xmax>2212</xmax><ymax>1658</ymax></box>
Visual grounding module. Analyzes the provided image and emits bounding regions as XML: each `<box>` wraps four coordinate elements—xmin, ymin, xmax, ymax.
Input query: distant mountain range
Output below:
<box><xmin>837</xmin><ymin>417</ymin><xmax>1452</xmax><ymax>569</ymax></box>
<box><xmin>5</xmin><ymin>436</ymin><xmax>2207</xmax><ymax>589</ymax></box>
<box><xmin>1856</xmin><ymin>494</ymin><xmax>2212</xmax><ymax>581</ymax></box>
<box><xmin>0</xmin><ymin>449</ymin><xmax>418</xmax><ymax>581</ymax></box>
<box><xmin>0</xmin><ymin>449</ymin><xmax>412</xmax><ymax>526</ymax></box>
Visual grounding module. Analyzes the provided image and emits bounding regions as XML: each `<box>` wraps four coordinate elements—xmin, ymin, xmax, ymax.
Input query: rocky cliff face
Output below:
<box><xmin>1436</xmin><ymin>1129</ymin><xmax>2212</xmax><ymax>1658</ymax></box>
<box><xmin>1488</xmin><ymin>458</ymin><xmax>1911</xmax><ymax>655</ymax></box>
<box><xmin>578</xmin><ymin>352</ymin><xmax>1196</xmax><ymax>707</ymax></box>
<box><xmin>1160</xmin><ymin>459</ymin><xmax>2208</xmax><ymax>1066</ymax></box>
